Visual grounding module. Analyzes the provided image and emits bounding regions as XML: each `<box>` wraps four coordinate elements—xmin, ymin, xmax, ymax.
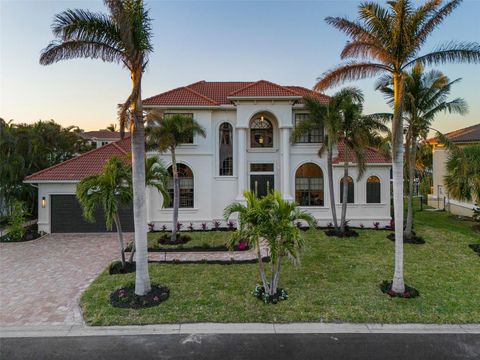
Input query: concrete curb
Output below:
<box><xmin>1</xmin><ymin>323</ymin><xmax>479</xmax><ymax>338</ymax></box>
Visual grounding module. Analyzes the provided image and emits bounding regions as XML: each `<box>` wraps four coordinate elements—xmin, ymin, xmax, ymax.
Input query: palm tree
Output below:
<box><xmin>377</xmin><ymin>63</ymin><xmax>467</xmax><ymax>239</ymax></box>
<box><xmin>224</xmin><ymin>191</ymin><xmax>315</xmax><ymax>301</ymax></box>
<box><xmin>40</xmin><ymin>0</ymin><xmax>154</xmax><ymax>295</ymax></box>
<box><xmin>145</xmin><ymin>112</ymin><xmax>206</xmax><ymax>242</ymax></box>
<box><xmin>77</xmin><ymin>157</ymin><xmax>132</xmax><ymax>269</ymax></box>
<box><xmin>316</xmin><ymin>0</ymin><xmax>480</xmax><ymax>293</ymax></box>
<box><xmin>444</xmin><ymin>144</ymin><xmax>480</xmax><ymax>204</ymax></box>
<box><xmin>127</xmin><ymin>156</ymin><xmax>170</xmax><ymax>262</ymax></box>
<box><xmin>107</xmin><ymin>124</ymin><xmax>118</xmax><ymax>132</ymax></box>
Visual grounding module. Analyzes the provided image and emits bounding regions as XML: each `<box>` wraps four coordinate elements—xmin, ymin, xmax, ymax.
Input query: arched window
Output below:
<box><xmin>295</xmin><ymin>163</ymin><xmax>324</xmax><ymax>206</ymax></box>
<box><xmin>166</xmin><ymin>164</ymin><xmax>194</xmax><ymax>208</ymax></box>
<box><xmin>219</xmin><ymin>123</ymin><xmax>233</xmax><ymax>175</ymax></box>
<box><xmin>250</xmin><ymin>116</ymin><xmax>273</xmax><ymax>148</ymax></box>
<box><xmin>340</xmin><ymin>176</ymin><xmax>354</xmax><ymax>203</ymax></box>
<box><xmin>366</xmin><ymin>176</ymin><xmax>381</xmax><ymax>203</ymax></box>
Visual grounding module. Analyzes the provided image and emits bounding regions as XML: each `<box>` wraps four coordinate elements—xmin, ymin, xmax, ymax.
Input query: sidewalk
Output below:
<box><xmin>1</xmin><ymin>323</ymin><xmax>479</xmax><ymax>338</ymax></box>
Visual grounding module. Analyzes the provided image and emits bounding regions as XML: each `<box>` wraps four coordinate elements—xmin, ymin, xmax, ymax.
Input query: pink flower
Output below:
<box><xmin>154</xmin><ymin>296</ymin><xmax>159</xmax><ymax>301</ymax></box>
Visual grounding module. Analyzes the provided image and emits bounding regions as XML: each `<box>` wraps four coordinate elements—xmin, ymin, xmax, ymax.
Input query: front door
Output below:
<box><xmin>250</xmin><ymin>175</ymin><xmax>274</xmax><ymax>198</ymax></box>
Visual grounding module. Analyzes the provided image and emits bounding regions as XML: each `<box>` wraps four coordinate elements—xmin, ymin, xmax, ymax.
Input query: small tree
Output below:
<box><xmin>225</xmin><ymin>191</ymin><xmax>315</xmax><ymax>303</ymax></box>
<box><xmin>77</xmin><ymin>157</ymin><xmax>132</xmax><ymax>269</ymax></box>
<box><xmin>6</xmin><ymin>201</ymin><xmax>27</xmax><ymax>242</ymax></box>
<box><xmin>146</xmin><ymin>112</ymin><xmax>206</xmax><ymax>243</ymax></box>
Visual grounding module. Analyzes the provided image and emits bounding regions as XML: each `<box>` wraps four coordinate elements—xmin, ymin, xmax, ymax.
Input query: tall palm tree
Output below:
<box><xmin>77</xmin><ymin>157</ymin><xmax>132</xmax><ymax>269</ymax></box>
<box><xmin>40</xmin><ymin>0</ymin><xmax>154</xmax><ymax>295</ymax></box>
<box><xmin>377</xmin><ymin>63</ymin><xmax>467</xmax><ymax>239</ymax></box>
<box><xmin>316</xmin><ymin>0</ymin><xmax>480</xmax><ymax>293</ymax></box>
<box><xmin>145</xmin><ymin>112</ymin><xmax>206</xmax><ymax>242</ymax></box>
<box><xmin>335</xmin><ymin>89</ymin><xmax>390</xmax><ymax>234</ymax></box>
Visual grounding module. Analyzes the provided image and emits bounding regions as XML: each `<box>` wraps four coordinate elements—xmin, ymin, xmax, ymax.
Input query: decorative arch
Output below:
<box><xmin>340</xmin><ymin>176</ymin><xmax>354</xmax><ymax>204</ymax></box>
<box><xmin>166</xmin><ymin>163</ymin><xmax>194</xmax><ymax>208</ymax></box>
<box><xmin>249</xmin><ymin>112</ymin><xmax>277</xmax><ymax>148</ymax></box>
<box><xmin>295</xmin><ymin>163</ymin><xmax>324</xmax><ymax>206</ymax></box>
<box><xmin>366</xmin><ymin>175</ymin><xmax>381</xmax><ymax>203</ymax></box>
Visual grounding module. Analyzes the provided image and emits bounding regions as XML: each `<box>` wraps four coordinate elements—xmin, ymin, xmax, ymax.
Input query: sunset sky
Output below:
<box><xmin>1</xmin><ymin>0</ymin><xmax>479</xmax><ymax>133</ymax></box>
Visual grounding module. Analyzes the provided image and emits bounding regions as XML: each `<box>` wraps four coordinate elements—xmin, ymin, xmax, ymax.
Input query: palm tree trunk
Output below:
<box><xmin>327</xmin><ymin>149</ymin><xmax>339</xmax><ymax>230</ymax></box>
<box><xmin>131</xmin><ymin>69</ymin><xmax>151</xmax><ymax>296</ymax></box>
<box><xmin>272</xmin><ymin>258</ymin><xmax>282</xmax><ymax>295</ymax></box>
<box><xmin>171</xmin><ymin>149</ymin><xmax>179</xmax><ymax>243</ymax></box>
<box><xmin>340</xmin><ymin>143</ymin><xmax>349</xmax><ymax>234</ymax></box>
<box><xmin>128</xmin><ymin>241</ymin><xmax>135</xmax><ymax>263</ymax></box>
<box><xmin>391</xmin><ymin>73</ymin><xmax>406</xmax><ymax>294</ymax></box>
<box><xmin>113</xmin><ymin>212</ymin><xmax>126</xmax><ymax>269</ymax></box>
<box><xmin>405</xmin><ymin>135</ymin><xmax>417</xmax><ymax>239</ymax></box>
<box><xmin>256</xmin><ymin>240</ymin><xmax>270</xmax><ymax>293</ymax></box>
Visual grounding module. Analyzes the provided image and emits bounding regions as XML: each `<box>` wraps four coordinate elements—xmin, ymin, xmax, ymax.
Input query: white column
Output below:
<box><xmin>236</xmin><ymin>127</ymin><xmax>247</xmax><ymax>200</ymax></box>
<box><xmin>281</xmin><ymin>127</ymin><xmax>293</xmax><ymax>200</ymax></box>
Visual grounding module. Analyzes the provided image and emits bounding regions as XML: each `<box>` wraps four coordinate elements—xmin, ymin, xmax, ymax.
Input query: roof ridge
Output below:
<box><xmin>228</xmin><ymin>80</ymin><xmax>301</xmax><ymax>97</ymax></box>
<box><xmin>183</xmin><ymin>86</ymin><xmax>219</xmax><ymax>105</ymax></box>
<box><xmin>111</xmin><ymin>140</ymin><xmax>129</xmax><ymax>155</ymax></box>
<box><xmin>143</xmin><ymin>85</ymin><xmax>190</xmax><ymax>103</ymax></box>
<box><xmin>25</xmin><ymin>137</ymin><xmax>131</xmax><ymax>180</ymax></box>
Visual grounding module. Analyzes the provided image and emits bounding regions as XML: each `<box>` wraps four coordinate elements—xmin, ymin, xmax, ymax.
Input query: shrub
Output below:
<box><xmin>360</xmin><ymin>223</ymin><xmax>365</xmax><ymax>229</ymax></box>
<box><xmin>227</xmin><ymin>220</ymin><xmax>236</xmax><ymax>231</ymax></box>
<box><xmin>188</xmin><ymin>222</ymin><xmax>194</xmax><ymax>231</ymax></box>
<box><xmin>148</xmin><ymin>223</ymin><xmax>155</xmax><ymax>232</ymax></box>
<box><xmin>327</xmin><ymin>222</ymin><xmax>333</xmax><ymax>229</ymax></box>
<box><xmin>6</xmin><ymin>201</ymin><xmax>27</xmax><ymax>242</ymax></box>
<box><xmin>161</xmin><ymin>224</ymin><xmax>167</xmax><ymax>232</ymax></box>
<box><xmin>201</xmin><ymin>222</ymin><xmax>208</xmax><ymax>231</ymax></box>
<box><xmin>213</xmin><ymin>220</ymin><xmax>221</xmax><ymax>231</ymax></box>
<box><xmin>176</xmin><ymin>222</ymin><xmax>183</xmax><ymax>231</ymax></box>
<box><xmin>373</xmin><ymin>222</ymin><xmax>380</xmax><ymax>230</ymax></box>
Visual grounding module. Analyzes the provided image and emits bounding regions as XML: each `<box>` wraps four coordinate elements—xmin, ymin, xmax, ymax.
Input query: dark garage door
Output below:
<box><xmin>51</xmin><ymin>195</ymin><xmax>134</xmax><ymax>233</ymax></box>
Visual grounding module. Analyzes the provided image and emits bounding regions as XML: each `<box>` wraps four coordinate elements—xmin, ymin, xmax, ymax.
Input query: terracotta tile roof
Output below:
<box><xmin>79</xmin><ymin>130</ymin><xmax>121</xmax><ymax>140</ymax></box>
<box><xmin>333</xmin><ymin>140</ymin><xmax>390</xmax><ymax>164</ymax></box>
<box><xmin>25</xmin><ymin>137</ymin><xmax>131</xmax><ymax>182</ymax></box>
<box><xmin>228</xmin><ymin>80</ymin><xmax>301</xmax><ymax>98</ymax></box>
<box><xmin>427</xmin><ymin>123</ymin><xmax>480</xmax><ymax>144</ymax></box>
<box><xmin>143</xmin><ymin>81</ymin><xmax>328</xmax><ymax>106</ymax></box>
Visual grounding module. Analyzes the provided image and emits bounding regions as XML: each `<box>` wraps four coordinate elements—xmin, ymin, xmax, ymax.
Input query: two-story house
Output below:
<box><xmin>25</xmin><ymin>80</ymin><xmax>391</xmax><ymax>233</ymax></box>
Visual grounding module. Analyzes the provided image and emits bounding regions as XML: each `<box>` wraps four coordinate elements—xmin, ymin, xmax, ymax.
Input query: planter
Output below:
<box><xmin>110</xmin><ymin>284</ymin><xmax>170</xmax><ymax>309</ymax></box>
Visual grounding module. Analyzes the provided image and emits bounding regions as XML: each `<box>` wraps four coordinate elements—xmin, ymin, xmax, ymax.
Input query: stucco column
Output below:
<box><xmin>281</xmin><ymin>127</ymin><xmax>294</xmax><ymax>200</ymax></box>
<box><xmin>236</xmin><ymin>127</ymin><xmax>247</xmax><ymax>200</ymax></box>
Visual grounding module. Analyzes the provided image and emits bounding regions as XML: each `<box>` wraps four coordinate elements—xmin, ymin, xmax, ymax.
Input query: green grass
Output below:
<box><xmin>81</xmin><ymin>211</ymin><xmax>480</xmax><ymax>325</ymax></box>
<box><xmin>137</xmin><ymin>231</ymin><xmax>233</xmax><ymax>250</ymax></box>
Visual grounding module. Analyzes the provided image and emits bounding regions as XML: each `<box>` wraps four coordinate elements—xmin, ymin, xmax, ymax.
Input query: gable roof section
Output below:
<box><xmin>428</xmin><ymin>123</ymin><xmax>480</xmax><ymax>144</ymax></box>
<box><xmin>228</xmin><ymin>80</ymin><xmax>301</xmax><ymax>98</ymax></box>
<box><xmin>142</xmin><ymin>81</ymin><xmax>329</xmax><ymax>106</ymax></box>
<box><xmin>333</xmin><ymin>140</ymin><xmax>390</xmax><ymax>165</ymax></box>
<box><xmin>25</xmin><ymin>137</ymin><xmax>131</xmax><ymax>182</ymax></box>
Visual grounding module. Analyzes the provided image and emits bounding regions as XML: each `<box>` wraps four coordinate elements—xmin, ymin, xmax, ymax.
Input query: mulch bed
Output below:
<box><xmin>253</xmin><ymin>284</ymin><xmax>289</xmax><ymax>304</ymax></box>
<box><xmin>324</xmin><ymin>229</ymin><xmax>359</xmax><ymax>238</ymax></box>
<box><xmin>380</xmin><ymin>280</ymin><xmax>420</xmax><ymax>299</ymax></box>
<box><xmin>387</xmin><ymin>231</ymin><xmax>425</xmax><ymax>244</ymax></box>
<box><xmin>468</xmin><ymin>244</ymin><xmax>480</xmax><ymax>256</ymax></box>
<box><xmin>158</xmin><ymin>234</ymin><xmax>192</xmax><ymax>245</ymax></box>
<box><xmin>110</xmin><ymin>284</ymin><xmax>170</xmax><ymax>309</ymax></box>
<box><xmin>0</xmin><ymin>224</ymin><xmax>42</xmax><ymax>243</ymax></box>
<box><xmin>147</xmin><ymin>256</ymin><xmax>271</xmax><ymax>265</ymax></box>
<box><xmin>146</xmin><ymin>244</ymin><xmax>250</xmax><ymax>252</ymax></box>
<box><xmin>109</xmin><ymin>261</ymin><xmax>136</xmax><ymax>275</ymax></box>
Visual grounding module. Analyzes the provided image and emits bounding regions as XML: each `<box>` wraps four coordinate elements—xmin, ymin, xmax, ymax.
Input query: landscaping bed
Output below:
<box><xmin>81</xmin><ymin>210</ymin><xmax>480</xmax><ymax>325</ymax></box>
<box><xmin>0</xmin><ymin>224</ymin><xmax>42</xmax><ymax>243</ymax></box>
<box><xmin>468</xmin><ymin>244</ymin><xmax>480</xmax><ymax>256</ymax></box>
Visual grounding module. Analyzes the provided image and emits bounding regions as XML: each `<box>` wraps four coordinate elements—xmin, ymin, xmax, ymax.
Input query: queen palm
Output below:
<box><xmin>40</xmin><ymin>0</ymin><xmax>154</xmax><ymax>295</ymax></box>
<box><xmin>145</xmin><ymin>112</ymin><xmax>206</xmax><ymax>242</ymax></box>
<box><xmin>77</xmin><ymin>157</ymin><xmax>132</xmax><ymax>269</ymax></box>
<box><xmin>377</xmin><ymin>63</ymin><xmax>467</xmax><ymax>239</ymax></box>
<box><xmin>316</xmin><ymin>0</ymin><xmax>480</xmax><ymax>293</ymax></box>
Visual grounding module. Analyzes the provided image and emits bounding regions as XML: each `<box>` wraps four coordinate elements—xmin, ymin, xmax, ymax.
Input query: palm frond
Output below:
<box><xmin>40</xmin><ymin>40</ymin><xmax>124</xmax><ymax>65</ymax></box>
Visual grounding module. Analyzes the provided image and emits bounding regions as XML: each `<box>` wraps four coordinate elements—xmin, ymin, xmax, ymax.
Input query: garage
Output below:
<box><xmin>50</xmin><ymin>195</ymin><xmax>134</xmax><ymax>233</ymax></box>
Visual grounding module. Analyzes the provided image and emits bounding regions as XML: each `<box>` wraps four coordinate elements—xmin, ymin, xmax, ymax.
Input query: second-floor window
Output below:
<box><xmin>164</xmin><ymin>113</ymin><xmax>195</xmax><ymax>144</ymax></box>
<box><xmin>294</xmin><ymin>113</ymin><xmax>323</xmax><ymax>144</ymax></box>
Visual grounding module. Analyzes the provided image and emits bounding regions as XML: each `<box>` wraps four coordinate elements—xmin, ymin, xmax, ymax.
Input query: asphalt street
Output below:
<box><xmin>1</xmin><ymin>333</ymin><xmax>479</xmax><ymax>360</ymax></box>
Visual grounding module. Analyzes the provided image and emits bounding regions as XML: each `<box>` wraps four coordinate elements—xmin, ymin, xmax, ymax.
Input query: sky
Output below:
<box><xmin>1</xmin><ymin>0</ymin><xmax>479</xmax><ymax>133</ymax></box>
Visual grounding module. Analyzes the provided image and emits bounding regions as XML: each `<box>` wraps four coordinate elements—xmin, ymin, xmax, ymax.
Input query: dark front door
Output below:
<box><xmin>250</xmin><ymin>175</ymin><xmax>274</xmax><ymax>198</ymax></box>
<box><xmin>50</xmin><ymin>195</ymin><xmax>134</xmax><ymax>233</ymax></box>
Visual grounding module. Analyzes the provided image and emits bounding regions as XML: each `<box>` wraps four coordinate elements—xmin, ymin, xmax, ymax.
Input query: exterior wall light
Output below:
<box><xmin>42</xmin><ymin>196</ymin><xmax>46</xmax><ymax>208</ymax></box>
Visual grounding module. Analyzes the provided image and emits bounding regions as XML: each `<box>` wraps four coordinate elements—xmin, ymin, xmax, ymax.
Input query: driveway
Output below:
<box><xmin>0</xmin><ymin>233</ymin><xmax>132</xmax><ymax>326</ymax></box>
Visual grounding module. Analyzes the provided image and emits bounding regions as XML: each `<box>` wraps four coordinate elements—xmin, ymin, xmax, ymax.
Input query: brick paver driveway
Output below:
<box><xmin>0</xmin><ymin>233</ymin><xmax>132</xmax><ymax>326</ymax></box>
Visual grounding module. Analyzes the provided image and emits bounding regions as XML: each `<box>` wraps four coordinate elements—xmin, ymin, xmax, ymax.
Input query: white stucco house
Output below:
<box><xmin>79</xmin><ymin>129</ymin><xmax>121</xmax><ymax>148</ymax></box>
<box><xmin>25</xmin><ymin>80</ymin><xmax>391</xmax><ymax>233</ymax></box>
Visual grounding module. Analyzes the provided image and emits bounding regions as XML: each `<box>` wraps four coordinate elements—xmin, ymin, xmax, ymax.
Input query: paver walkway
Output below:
<box><xmin>0</xmin><ymin>233</ymin><xmax>131</xmax><ymax>326</ymax></box>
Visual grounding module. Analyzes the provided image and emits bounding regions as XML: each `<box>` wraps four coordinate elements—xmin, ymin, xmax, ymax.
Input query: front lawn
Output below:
<box><xmin>81</xmin><ymin>210</ymin><xmax>480</xmax><ymax>325</ymax></box>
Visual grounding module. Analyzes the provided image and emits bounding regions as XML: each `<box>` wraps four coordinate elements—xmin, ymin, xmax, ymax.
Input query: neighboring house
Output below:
<box><xmin>25</xmin><ymin>80</ymin><xmax>391</xmax><ymax>234</ymax></box>
<box><xmin>79</xmin><ymin>129</ymin><xmax>121</xmax><ymax>148</ymax></box>
<box><xmin>427</xmin><ymin>123</ymin><xmax>480</xmax><ymax>216</ymax></box>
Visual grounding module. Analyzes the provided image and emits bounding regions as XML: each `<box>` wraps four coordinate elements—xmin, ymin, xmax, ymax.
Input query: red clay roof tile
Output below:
<box><xmin>333</xmin><ymin>140</ymin><xmax>390</xmax><ymax>164</ymax></box>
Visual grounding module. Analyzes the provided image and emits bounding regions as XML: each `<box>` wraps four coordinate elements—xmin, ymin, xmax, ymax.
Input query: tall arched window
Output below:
<box><xmin>295</xmin><ymin>163</ymin><xmax>324</xmax><ymax>206</ymax></box>
<box><xmin>340</xmin><ymin>176</ymin><xmax>354</xmax><ymax>203</ymax></box>
<box><xmin>219</xmin><ymin>123</ymin><xmax>233</xmax><ymax>176</ymax></box>
<box><xmin>166</xmin><ymin>164</ymin><xmax>194</xmax><ymax>208</ymax></box>
<box><xmin>250</xmin><ymin>116</ymin><xmax>273</xmax><ymax>148</ymax></box>
<box><xmin>366</xmin><ymin>176</ymin><xmax>381</xmax><ymax>203</ymax></box>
